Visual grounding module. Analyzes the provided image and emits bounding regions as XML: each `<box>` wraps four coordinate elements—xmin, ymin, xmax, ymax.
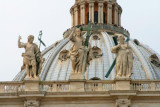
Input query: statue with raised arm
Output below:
<box><xmin>111</xmin><ymin>34</ymin><xmax>133</xmax><ymax>79</ymax></box>
<box><xmin>18</xmin><ymin>35</ymin><xmax>44</xmax><ymax>79</ymax></box>
<box><xmin>69</xmin><ymin>28</ymin><xmax>92</xmax><ymax>77</ymax></box>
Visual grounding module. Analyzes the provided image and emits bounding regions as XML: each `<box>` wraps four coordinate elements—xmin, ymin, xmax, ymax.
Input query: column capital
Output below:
<box><xmin>70</xmin><ymin>9</ymin><xmax>74</xmax><ymax>14</ymax></box>
<box><xmin>114</xmin><ymin>5</ymin><xmax>118</xmax><ymax>12</ymax></box>
<box><xmin>89</xmin><ymin>3</ymin><xmax>94</xmax><ymax>8</ymax></box>
<box><xmin>80</xmin><ymin>3</ymin><xmax>85</xmax><ymax>9</ymax></box>
<box><xmin>74</xmin><ymin>6</ymin><xmax>78</xmax><ymax>12</ymax></box>
<box><xmin>118</xmin><ymin>9</ymin><xmax>122</xmax><ymax>14</ymax></box>
<box><xmin>79</xmin><ymin>1</ymin><xmax>86</xmax><ymax>5</ymax></box>
<box><xmin>98</xmin><ymin>2</ymin><xmax>104</xmax><ymax>7</ymax></box>
<box><xmin>107</xmin><ymin>2</ymin><xmax>113</xmax><ymax>9</ymax></box>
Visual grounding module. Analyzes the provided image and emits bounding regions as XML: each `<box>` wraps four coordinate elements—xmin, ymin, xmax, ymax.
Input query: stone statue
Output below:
<box><xmin>111</xmin><ymin>34</ymin><xmax>133</xmax><ymax>79</ymax></box>
<box><xmin>69</xmin><ymin>28</ymin><xmax>92</xmax><ymax>76</ymax></box>
<box><xmin>18</xmin><ymin>35</ymin><xmax>44</xmax><ymax>79</ymax></box>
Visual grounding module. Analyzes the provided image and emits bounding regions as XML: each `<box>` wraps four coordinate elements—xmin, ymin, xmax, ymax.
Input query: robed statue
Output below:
<box><xmin>18</xmin><ymin>35</ymin><xmax>44</xmax><ymax>79</ymax></box>
<box><xmin>69</xmin><ymin>28</ymin><xmax>92</xmax><ymax>76</ymax></box>
<box><xmin>111</xmin><ymin>34</ymin><xmax>133</xmax><ymax>79</ymax></box>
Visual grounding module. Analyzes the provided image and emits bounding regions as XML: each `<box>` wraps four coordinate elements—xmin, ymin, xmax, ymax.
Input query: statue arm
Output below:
<box><xmin>69</xmin><ymin>29</ymin><xmax>76</xmax><ymax>42</ymax></box>
<box><xmin>18</xmin><ymin>36</ymin><xmax>26</xmax><ymax>48</ymax></box>
<box><xmin>111</xmin><ymin>45</ymin><xmax>120</xmax><ymax>53</ymax></box>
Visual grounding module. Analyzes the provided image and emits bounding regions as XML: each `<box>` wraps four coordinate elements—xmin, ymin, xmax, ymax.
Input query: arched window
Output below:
<box><xmin>94</xmin><ymin>11</ymin><xmax>98</xmax><ymax>24</ymax></box>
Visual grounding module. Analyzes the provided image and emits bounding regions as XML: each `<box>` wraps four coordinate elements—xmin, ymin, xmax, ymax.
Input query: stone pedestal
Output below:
<box><xmin>0</xmin><ymin>84</ymin><xmax>4</xmax><ymax>93</ymax></box>
<box><xmin>24</xmin><ymin>78</ymin><xmax>40</xmax><ymax>91</ymax></box>
<box><xmin>69</xmin><ymin>73</ymin><xmax>85</xmax><ymax>92</ymax></box>
<box><xmin>69</xmin><ymin>80</ymin><xmax>85</xmax><ymax>92</ymax></box>
<box><xmin>115</xmin><ymin>78</ymin><xmax>131</xmax><ymax>90</ymax></box>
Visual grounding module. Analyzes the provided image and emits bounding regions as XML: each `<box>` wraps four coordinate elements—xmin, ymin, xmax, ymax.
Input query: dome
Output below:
<box><xmin>13</xmin><ymin>0</ymin><xmax>160</xmax><ymax>81</ymax></box>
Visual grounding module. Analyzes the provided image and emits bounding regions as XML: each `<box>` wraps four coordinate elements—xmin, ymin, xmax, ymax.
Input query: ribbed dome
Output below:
<box><xmin>13</xmin><ymin>28</ymin><xmax>160</xmax><ymax>81</ymax></box>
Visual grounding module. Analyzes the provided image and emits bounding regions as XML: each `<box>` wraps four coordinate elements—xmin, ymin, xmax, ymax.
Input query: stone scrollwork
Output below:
<box><xmin>24</xmin><ymin>100</ymin><xmax>40</xmax><ymax>107</ymax></box>
<box><xmin>149</xmin><ymin>54</ymin><xmax>160</xmax><ymax>67</ymax></box>
<box><xmin>116</xmin><ymin>99</ymin><xmax>131</xmax><ymax>107</ymax></box>
<box><xmin>58</xmin><ymin>49</ymin><xmax>70</xmax><ymax>62</ymax></box>
<box><xmin>92</xmin><ymin>34</ymin><xmax>100</xmax><ymax>40</ymax></box>
<box><xmin>91</xmin><ymin>46</ymin><xmax>102</xmax><ymax>58</ymax></box>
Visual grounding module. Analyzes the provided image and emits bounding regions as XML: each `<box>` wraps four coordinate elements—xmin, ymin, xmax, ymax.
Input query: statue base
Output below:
<box><xmin>70</xmin><ymin>73</ymin><xmax>84</xmax><ymax>80</ymax></box>
<box><xmin>115</xmin><ymin>77</ymin><xmax>131</xmax><ymax>90</ymax></box>
<box><xmin>24</xmin><ymin>77</ymin><xmax>40</xmax><ymax>91</ymax></box>
<box><xmin>69</xmin><ymin>73</ymin><xmax>86</xmax><ymax>92</ymax></box>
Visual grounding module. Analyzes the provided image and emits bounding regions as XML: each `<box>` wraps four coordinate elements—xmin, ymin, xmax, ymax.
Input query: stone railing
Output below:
<box><xmin>0</xmin><ymin>81</ymin><xmax>24</xmax><ymax>93</ymax></box>
<box><xmin>0</xmin><ymin>80</ymin><xmax>160</xmax><ymax>93</ymax></box>
<box><xmin>40</xmin><ymin>81</ymin><xmax>70</xmax><ymax>92</ymax></box>
<box><xmin>131</xmin><ymin>80</ymin><xmax>160</xmax><ymax>91</ymax></box>
<box><xmin>85</xmin><ymin>80</ymin><xmax>115</xmax><ymax>91</ymax></box>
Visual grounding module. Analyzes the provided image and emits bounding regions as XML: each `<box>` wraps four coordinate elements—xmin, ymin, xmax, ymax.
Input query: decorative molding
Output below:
<box><xmin>91</xmin><ymin>46</ymin><xmax>103</xmax><ymax>58</ymax></box>
<box><xmin>58</xmin><ymin>49</ymin><xmax>70</xmax><ymax>62</ymax></box>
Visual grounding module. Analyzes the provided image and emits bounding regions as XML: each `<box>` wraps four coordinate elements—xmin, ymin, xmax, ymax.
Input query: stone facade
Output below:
<box><xmin>0</xmin><ymin>80</ymin><xmax>160</xmax><ymax>107</ymax></box>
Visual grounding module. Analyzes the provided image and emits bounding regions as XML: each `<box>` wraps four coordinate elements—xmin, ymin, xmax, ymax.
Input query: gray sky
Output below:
<box><xmin>0</xmin><ymin>0</ymin><xmax>160</xmax><ymax>81</ymax></box>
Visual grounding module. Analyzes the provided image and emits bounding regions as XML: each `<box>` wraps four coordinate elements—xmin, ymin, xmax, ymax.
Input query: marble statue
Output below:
<box><xmin>69</xmin><ymin>28</ymin><xmax>92</xmax><ymax>75</ymax></box>
<box><xmin>18</xmin><ymin>35</ymin><xmax>44</xmax><ymax>79</ymax></box>
<box><xmin>111</xmin><ymin>34</ymin><xmax>133</xmax><ymax>78</ymax></box>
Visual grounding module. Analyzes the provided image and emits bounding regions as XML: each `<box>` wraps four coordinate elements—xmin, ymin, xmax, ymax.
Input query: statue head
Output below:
<box><xmin>75</xmin><ymin>28</ymin><xmax>81</xmax><ymax>37</ymax></box>
<box><xmin>28</xmin><ymin>35</ymin><xmax>34</xmax><ymax>44</ymax></box>
<box><xmin>117</xmin><ymin>34</ymin><xmax>125</xmax><ymax>44</ymax></box>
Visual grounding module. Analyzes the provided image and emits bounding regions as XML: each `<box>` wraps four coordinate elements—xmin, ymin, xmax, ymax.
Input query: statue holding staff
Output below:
<box><xmin>18</xmin><ymin>35</ymin><xmax>44</xmax><ymax>79</ymax></box>
<box><xmin>111</xmin><ymin>34</ymin><xmax>133</xmax><ymax>78</ymax></box>
<box><xmin>69</xmin><ymin>28</ymin><xmax>92</xmax><ymax>75</ymax></box>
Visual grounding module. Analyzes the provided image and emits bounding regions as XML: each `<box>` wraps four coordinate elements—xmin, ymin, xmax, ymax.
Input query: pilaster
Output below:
<box><xmin>98</xmin><ymin>3</ymin><xmax>104</xmax><ymax>24</ymax></box>
<box><xmin>118</xmin><ymin>8</ymin><xmax>122</xmax><ymax>26</ymax></box>
<box><xmin>71</xmin><ymin>9</ymin><xmax>74</xmax><ymax>26</ymax></box>
<box><xmin>107</xmin><ymin>2</ymin><xmax>112</xmax><ymax>24</ymax></box>
<box><xmin>89</xmin><ymin>2</ymin><xmax>94</xmax><ymax>23</ymax></box>
<box><xmin>74</xmin><ymin>6</ymin><xmax>79</xmax><ymax>26</ymax></box>
<box><xmin>80</xmin><ymin>3</ymin><xmax>85</xmax><ymax>24</ymax></box>
<box><xmin>114</xmin><ymin>4</ymin><xmax>118</xmax><ymax>25</ymax></box>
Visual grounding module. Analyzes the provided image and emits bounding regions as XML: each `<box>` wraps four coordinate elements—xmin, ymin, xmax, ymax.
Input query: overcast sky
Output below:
<box><xmin>0</xmin><ymin>0</ymin><xmax>160</xmax><ymax>81</ymax></box>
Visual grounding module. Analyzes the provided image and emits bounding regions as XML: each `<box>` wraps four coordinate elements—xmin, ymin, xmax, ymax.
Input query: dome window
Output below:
<box><xmin>133</xmin><ymin>39</ymin><xmax>140</xmax><ymax>46</ymax></box>
<box><xmin>149</xmin><ymin>54</ymin><xmax>160</xmax><ymax>67</ymax></box>
<box><xmin>93</xmin><ymin>35</ymin><xmax>100</xmax><ymax>40</ymax></box>
<box><xmin>92</xmin><ymin>46</ymin><xmax>103</xmax><ymax>58</ymax></box>
<box><xmin>58</xmin><ymin>49</ymin><xmax>70</xmax><ymax>62</ymax></box>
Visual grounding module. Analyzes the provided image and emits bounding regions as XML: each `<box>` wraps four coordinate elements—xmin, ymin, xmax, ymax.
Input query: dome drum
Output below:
<box><xmin>70</xmin><ymin>0</ymin><xmax>122</xmax><ymax>27</ymax></box>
